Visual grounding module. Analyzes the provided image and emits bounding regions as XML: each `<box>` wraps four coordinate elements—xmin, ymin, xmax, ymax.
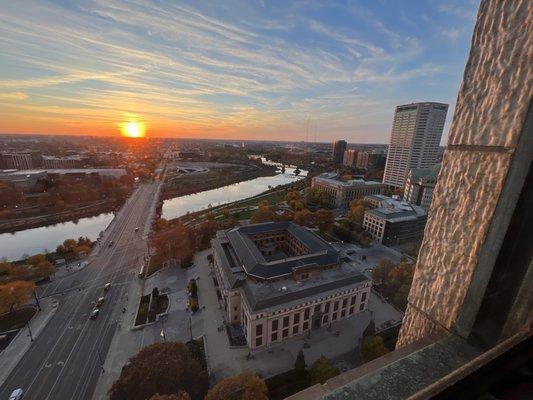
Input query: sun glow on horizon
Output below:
<box><xmin>120</xmin><ymin>121</ymin><xmax>146</xmax><ymax>138</ymax></box>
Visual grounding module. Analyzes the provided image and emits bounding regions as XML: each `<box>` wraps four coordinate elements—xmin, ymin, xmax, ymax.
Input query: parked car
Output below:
<box><xmin>8</xmin><ymin>389</ymin><xmax>23</xmax><ymax>400</ymax></box>
<box><xmin>108</xmin><ymin>241</ymin><xmax>114</xmax><ymax>247</ymax></box>
<box><xmin>90</xmin><ymin>309</ymin><xmax>99</xmax><ymax>320</ymax></box>
<box><xmin>104</xmin><ymin>283</ymin><xmax>111</xmax><ymax>292</ymax></box>
<box><xmin>135</xmin><ymin>227</ymin><xmax>139</xmax><ymax>233</ymax></box>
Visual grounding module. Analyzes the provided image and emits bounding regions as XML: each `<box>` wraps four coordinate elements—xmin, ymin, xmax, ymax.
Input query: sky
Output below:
<box><xmin>0</xmin><ymin>0</ymin><xmax>479</xmax><ymax>143</ymax></box>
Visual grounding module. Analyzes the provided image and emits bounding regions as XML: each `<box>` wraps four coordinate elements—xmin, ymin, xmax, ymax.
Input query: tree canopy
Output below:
<box><xmin>204</xmin><ymin>373</ymin><xmax>268</xmax><ymax>400</ymax></box>
<box><xmin>250</xmin><ymin>201</ymin><xmax>276</xmax><ymax>223</ymax></box>
<box><xmin>309</xmin><ymin>356</ymin><xmax>340</xmax><ymax>385</ymax></box>
<box><xmin>108</xmin><ymin>341</ymin><xmax>208</xmax><ymax>400</ymax></box>
<box><xmin>360</xmin><ymin>336</ymin><xmax>389</xmax><ymax>362</ymax></box>
<box><xmin>0</xmin><ymin>280</ymin><xmax>35</xmax><ymax>315</ymax></box>
<box><xmin>149</xmin><ymin>392</ymin><xmax>190</xmax><ymax>400</ymax></box>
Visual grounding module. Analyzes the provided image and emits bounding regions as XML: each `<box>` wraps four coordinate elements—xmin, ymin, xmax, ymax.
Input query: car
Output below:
<box><xmin>90</xmin><ymin>309</ymin><xmax>99</xmax><ymax>320</ymax></box>
<box><xmin>104</xmin><ymin>283</ymin><xmax>111</xmax><ymax>292</ymax></box>
<box><xmin>135</xmin><ymin>227</ymin><xmax>139</xmax><ymax>233</ymax></box>
<box><xmin>96</xmin><ymin>296</ymin><xmax>105</xmax><ymax>307</ymax></box>
<box><xmin>8</xmin><ymin>388</ymin><xmax>23</xmax><ymax>400</ymax></box>
<box><xmin>108</xmin><ymin>241</ymin><xmax>114</xmax><ymax>247</ymax></box>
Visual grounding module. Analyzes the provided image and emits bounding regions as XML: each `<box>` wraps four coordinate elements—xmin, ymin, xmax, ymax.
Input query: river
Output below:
<box><xmin>0</xmin><ymin>213</ymin><xmax>114</xmax><ymax>262</ymax></box>
<box><xmin>161</xmin><ymin>158</ymin><xmax>307</xmax><ymax>220</ymax></box>
<box><xmin>1</xmin><ymin>158</ymin><xmax>306</xmax><ymax>262</ymax></box>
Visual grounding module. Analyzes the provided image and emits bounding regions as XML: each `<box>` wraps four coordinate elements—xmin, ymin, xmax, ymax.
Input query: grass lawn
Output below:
<box><xmin>233</xmin><ymin>189</ymin><xmax>288</xmax><ymax>209</ymax></box>
<box><xmin>0</xmin><ymin>307</ymin><xmax>37</xmax><ymax>332</ymax></box>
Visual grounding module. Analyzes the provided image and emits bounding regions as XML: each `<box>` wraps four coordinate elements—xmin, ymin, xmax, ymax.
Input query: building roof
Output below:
<box><xmin>313</xmin><ymin>173</ymin><xmax>384</xmax><ymax>188</ymax></box>
<box><xmin>212</xmin><ymin>221</ymin><xmax>371</xmax><ymax>313</ymax></box>
<box><xmin>409</xmin><ymin>164</ymin><xmax>441</xmax><ymax>182</ymax></box>
<box><xmin>364</xmin><ymin>195</ymin><xmax>426</xmax><ymax>222</ymax></box>
<box><xmin>222</xmin><ymin>221</ymin><xmax>339</xmax><ymax>280</ymax></box>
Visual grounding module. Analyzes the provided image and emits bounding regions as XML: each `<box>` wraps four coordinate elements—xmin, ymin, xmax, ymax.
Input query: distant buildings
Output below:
<box><xmin>403</xmin><ymin>164</ymin><xmax>441</xmax><ymax>209</ymax></box>
<box><xmin>356</xmin><ymin>151</ymin><xmax>386</xmax><ymax>170</ymax></box>
<box><xmin>311</xmin><ymin>172</ymin><xmax>386</xmax><ymax>209</ymax></box>
<box><xmin>211</xmin><ymin>221</ymin><xmax>371</xmax><ymax>350</ymax></box>
<box><xmin>42</xmin><ymin>155</ymin><xmax>84</xmax><ymax>169</ymax></box>
<box><xmin>0</xmin><ymin>170</ymin><xmax>47</xmax><ymax>192</ymax></box>
<box><xmin>343</xmin><ymin>149</ymin><xmax>358</xmax><ymax>167</ymax></box>
<box><xmin>383</xmin><ymin>102</ymin><xmax>448</xmax><ymax>188</ymax></box>
<box><xmin>332</xmin><ymin>140</ymin><xmax>347</xmax><ymax>164</ymax></box>
<box><xmin>0</xmin><ymin>151</ymin><xmax>42</xmax><ymax>170</ymax></box>
<box><xmin>363</xmin><ymin>194</ymin><xmax>427</xmax><ymax>246</ymax></box>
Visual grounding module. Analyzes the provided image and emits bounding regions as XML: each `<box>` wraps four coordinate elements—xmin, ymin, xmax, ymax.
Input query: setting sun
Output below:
<box><xmin>120</xmin><ymin>121</ymin><xmax>146</xmax><ymax>138</ymax></box>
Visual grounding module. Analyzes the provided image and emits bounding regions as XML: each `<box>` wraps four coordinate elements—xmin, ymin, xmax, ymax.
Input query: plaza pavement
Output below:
<box><xmin>91</xmin><ymin>264</ymin><xmax>191</xmax><ymax>400</ymax></box>
<box><xmin>191</xmin><ymin>248</ymin><xmax>403</xmax><ymax>384</ymax></box>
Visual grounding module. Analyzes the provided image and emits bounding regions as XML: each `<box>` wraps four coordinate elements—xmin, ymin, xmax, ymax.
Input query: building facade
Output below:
<box><xmin>0</xmin><ymin>151</ymin><xmax>42</xmax><ymax>170</ymax></box>
<box><xmin>311</xmin><ymin>172</ymin><xmax>386</xmax><ymax>209</ymax></box>
<box><xmin>343</xmin><ymin>149</ymin><xmax>358</xmax><ymax>167</ymax></box>
<box><xmin>42</xmin><ymin>155</ymin><xmax>84</xmax><ymax>169</ymax></box>
<box><xmin>403</xmin><ymin>164</ymin><xmax>440</xmax><ymax>209</ymax></box>
<box><xmin>382</xmin><ymin>102</ymin><xmax>448</xmax><ymax>188</ymax></box>
<box><xmin>356</xmin><ymin>151</ymin><xmax>386</xmax><ymax>170</ymax></box>
<box><xmin>211</xmin><ymin>222</ymin><xmax>371</xmax><ymax>350</ymax></box>
<box><xmin>331</xmin><ymin>140</ymin><xmax>347</xmax><ymax>165</ymax></box>
<box><xmin>363</xmin><ymin>195</ymin><xmax>427</xmax><ymax>246</ymax></box>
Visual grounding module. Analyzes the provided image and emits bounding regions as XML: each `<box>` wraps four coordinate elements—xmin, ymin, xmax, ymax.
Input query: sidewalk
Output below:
<box><xmin>92</xmin><ymin>264</ymin><xmax>190</xmax><ymax>400</ymax></box>
<box><xmin>0</xmin><ymin>297</ymin><xmax>58</xmax><ymax>386</ymax></box>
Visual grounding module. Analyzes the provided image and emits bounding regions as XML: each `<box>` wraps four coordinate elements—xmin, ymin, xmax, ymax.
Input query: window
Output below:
<box><xmin>323</xmin><ymin>315</ymin><xmax>329</xmax><ymax>323</ymax></box>
<box><xmin>271</xmin><ymin>332</ymin><xmax>278</xmax><ymax>342</ymax></box>
<box><xmin>341</xmin><ymin>310</ymin><xmax>346</xmax><ymax>318</ymax></box>
<box><xmin>283</xmin><ymin>316</ymin><xmax>289</xmax><ymax>327</ymax></box>
<box><xmin>334</xmin><ymin>301</ymin><xmax>339</xmax><ymax>311</ymax></box>
<box><xmin>282</xmin><ymin>329</ymin><xmax>289</xmax><ymax>338</ymax></box>
<box><xmin>325</xmin><ymin>302</ymin><xmax>331</xmax><ymax>313</ymax></box>
<box><xmin>349</xmin><ymin>307</ymin><xmax>354</xmax><ymax>314</ymax></box>
<box><xmin>234</xmin><ymin>306</ymin><xmax>237</xmax><ymax>311</ymax></box>
<box><xmin>272</xmin><ymin>320</ymin><xmax>278</xmax><ymax>331</ymax></box>
<box><xmin>342</xmin><ymin>298</ymin><xmax>348</xmax><ymax>308</ymax></box>
<box><xmin>303</xmin><ymin>322</ymin><xmax>309</xmax><ymax>331</ymax></box>
<box><xmin>294</xmin><ymin>313</ymin><xmax>300</xmax><ymax>324</ymax></box>
<box><xmin>350</xmin><ymin>296</ymin><xmax>356</xmax><ymax>305</ymax></box>
<box><xmin>304</xmin><ymin>308</ymin><xmax>310</xmax><ymax>320</ymax></box>
<box><xmin>256</xmin><ymin>324</ymin><xmax>263</xmax><ymax>336</ymax></box>
<box><xmin>293</xmin><ymin>325</ymin><xmax>299</xmax><ymax>334</ymax></box>
<box><xmin>332</xmin><ymin>313</ymin><xmax>337</xmax><ymax>321</ymax></box>
<box><xmin>314</xmin><ymin>305</ymin><xmax>321</xmax><ymax>313</ymax></box>
<box><xmin>361</xmin><ymin>292</ymin><xmax>367</xmax><ymax>302</ymax></box>
<box><xmin>359</xmin><ymin>302</ymin><xmax>365</xmax><ymax>311</ymax></box>
<box><xmin>256</xmin><ymin>337</ymin><xmax>262</xmax><ymax>347</ymax></box>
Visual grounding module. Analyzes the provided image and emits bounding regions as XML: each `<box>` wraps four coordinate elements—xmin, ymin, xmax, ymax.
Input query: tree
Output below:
<box><xmin>204</xmin><ymin>373</ymin><xmax>268</xmax><ymax>400</ymax></box>
<box><xmin>309</xmin><ymin>356</ymin><xmax>340</xmax><ymax>385</ymax></box>
<box><xmin>0</xmin><ymin>262</ymin><xmax>14</xmax><ymax>279</ymax></box>
<box><xmin>363</xmin><ymin>319</ymin><xmax>375</xmax><ymax>338</ymax></box>
<box><xmin>149</xmin><ymin>392</ymin><xmax>190</xmax><ymax>400</ymax></box>
<box><xmin>293</xmin><ymin>209</ymin><xmax>315</xmax><ymax>227</ymax></box>
<box><xmin>360</xmin><ymin>336</ymin><xmax>389</xmax><ymax>362</ymax></box>
<box><xmin>294</xmin><ymin>349</ymin><xmax>306</xmax><ymax>373</ymax></box>
<box><xmin>315</xmin><ymin>209</ymin><xmax>334</xmax><ymax>232</ymax></box>
<box><xmin>304</xmin><ymin>187</ymin><xmax>330</xmax><ymax>208</ymax></box>
<box><xmin>27</xmin><ymin>254</ymin><xmax>46</xmax><ymax>266</ymax></box>
<box><xmin>0</xmin><ymin>280</ymin><xmax>36</xmax><ymax>315</ymax></box>
<box><xmin>372</xmin><ymin>259</ymin><xmax>395</xmax><ymax>284</ymax></box>
<box><xmin>109</xmin><ymin>341</ymin><xmax>208</xmax><ymax>400</ymax></box>
<box><xmin>394</xmin><ymin>284</ymin><xmax>411</xmax><ymax>310</ymax></box>
<box><xmin>347</xmin><ymin>199</ymin><xmax>373</xmax><ymax>224</ymax></box>
<box><xmin>250</xmin><ymin>201</ymin><xmax>275</xmax><ymax>223</ymax></box>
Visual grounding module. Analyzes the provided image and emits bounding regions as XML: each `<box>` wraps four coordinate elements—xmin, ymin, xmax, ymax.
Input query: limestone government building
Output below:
<box><xmin>211</xmin><ymin>221</ymin><xmax>371</xmax><ymax>350</ymax></box>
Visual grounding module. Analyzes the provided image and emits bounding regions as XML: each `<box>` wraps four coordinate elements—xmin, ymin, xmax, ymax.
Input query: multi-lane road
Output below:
<box><xmin>0</xmin><ymin>181</ymin><xmax>160</xmax><ymax>400</ymax></box>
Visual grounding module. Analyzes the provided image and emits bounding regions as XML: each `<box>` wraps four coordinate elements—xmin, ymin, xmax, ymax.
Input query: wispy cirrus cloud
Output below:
<box><xmin>0</xmin><ymin>0</ymin><xmax>479</xmax><ymax>142</ymax></box>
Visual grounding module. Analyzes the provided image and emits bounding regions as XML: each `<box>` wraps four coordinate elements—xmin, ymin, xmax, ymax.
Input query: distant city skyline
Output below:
<box><xmin>0</xmin><ymin>0</ymin><xmax>479</xmax><ymax>143</ymax></box>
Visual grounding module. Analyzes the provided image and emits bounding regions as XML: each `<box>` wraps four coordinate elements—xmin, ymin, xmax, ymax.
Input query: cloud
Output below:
<box><xmin>0</xmin><ymin>92</ymin><xmax>28</xmax><ymax>101</ymax></box>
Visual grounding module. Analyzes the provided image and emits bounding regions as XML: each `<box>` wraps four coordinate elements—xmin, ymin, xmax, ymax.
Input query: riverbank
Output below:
<box><xmin>162</xmin><ymin>162</ymin><xmax>277</xmax><ymax>200</ymax></box>
<box><xmin>0</xmin><ymin>200</ymin><xmax>119</xmax><ymax>234</ymax></box>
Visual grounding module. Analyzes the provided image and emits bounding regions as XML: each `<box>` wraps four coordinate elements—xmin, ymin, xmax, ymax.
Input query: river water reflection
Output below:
<box><xmin>161</xmin><ymin>161</ymin><xmax>307</xmax><ymax>220</ymax></box>
<box><xmin>0</xmin><ymin>212</ymin><xmax>114</xmax><ymax>262</ymax></box>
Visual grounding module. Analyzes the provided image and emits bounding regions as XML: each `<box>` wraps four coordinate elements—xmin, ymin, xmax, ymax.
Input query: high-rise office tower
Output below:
<box><xmin>332</xmin><ymin>140</ymin><xmax>347</xmax><ymax>164</ymax></box>
<box><xmin>343</xmin><ymin>149</ymin><xmax>358</xmax><ymax>166</ymax></box>
<box><xmin>383</xmin><ymin>102</ymin><xmax>448</xmax><ymax>188</ymax></box>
